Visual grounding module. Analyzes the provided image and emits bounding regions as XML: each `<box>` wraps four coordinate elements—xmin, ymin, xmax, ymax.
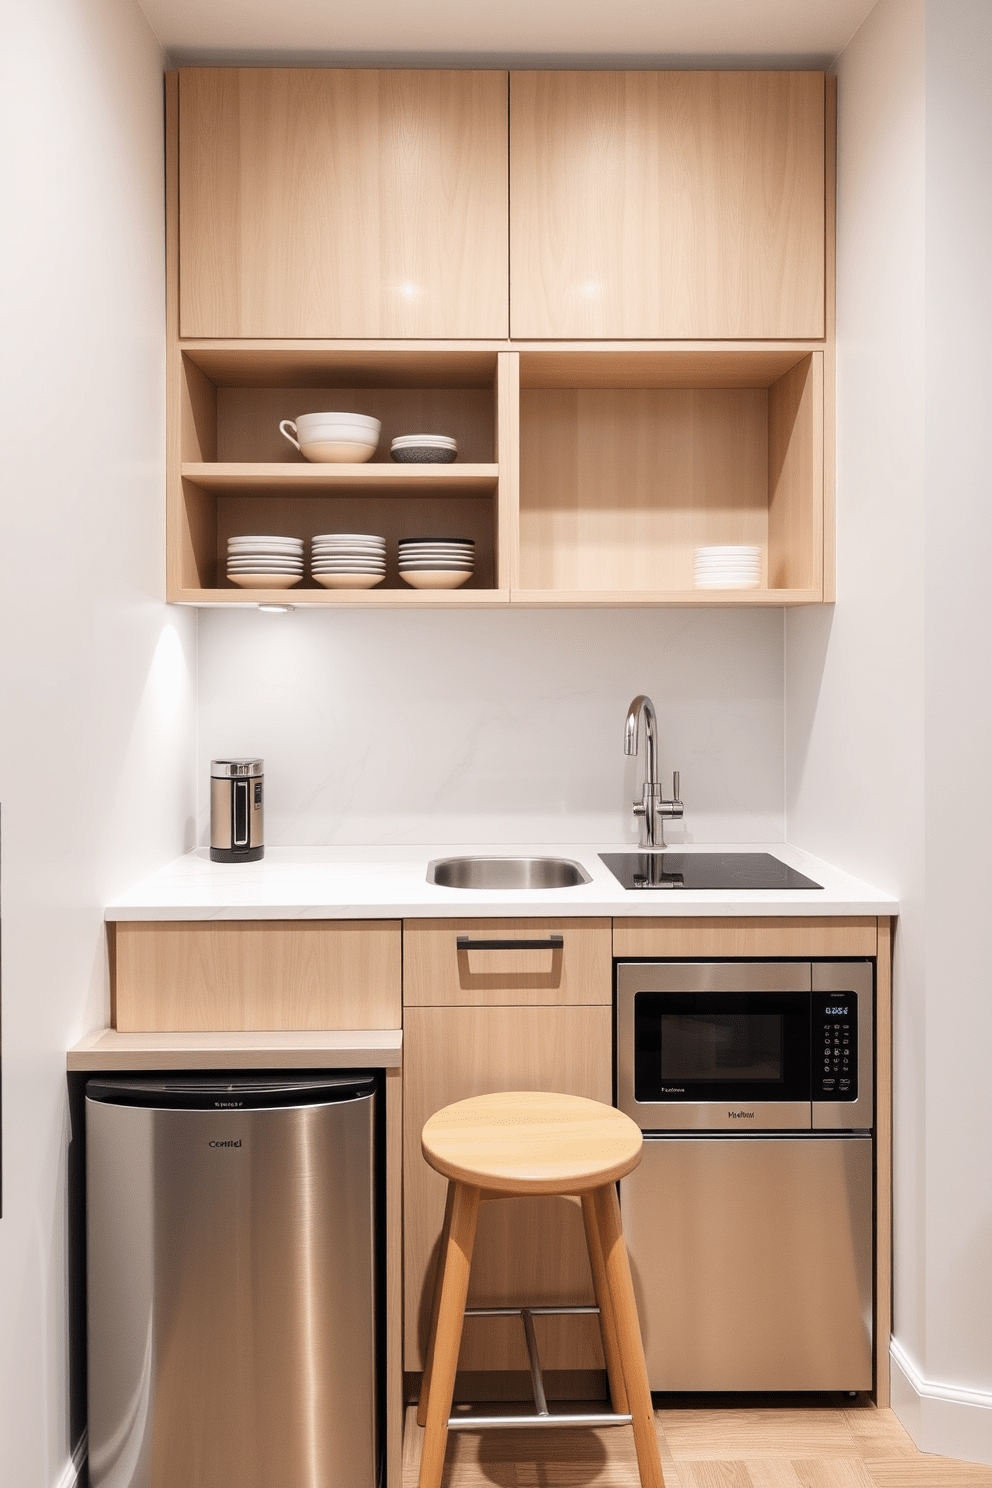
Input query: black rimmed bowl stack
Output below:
<box><xmin>397</xmin><ymin>538</ymin><xmax>474</xmax><ymax>590</ymax></box>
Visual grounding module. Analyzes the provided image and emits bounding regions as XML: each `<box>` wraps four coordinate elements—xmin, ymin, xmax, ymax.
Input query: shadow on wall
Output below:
<box><xmin>784</xmin><ymin>605</ymin><xmax>835</xmax><ymax>810</ymax></box>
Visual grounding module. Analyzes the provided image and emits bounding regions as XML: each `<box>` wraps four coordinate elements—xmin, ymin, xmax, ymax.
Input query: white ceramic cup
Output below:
<box><xmin>279</xmin><ymin>412</ymin><xmax>381</xmax><ymax>464</ymax></box>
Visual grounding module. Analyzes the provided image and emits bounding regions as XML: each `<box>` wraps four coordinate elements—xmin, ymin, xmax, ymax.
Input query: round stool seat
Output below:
<box><xmin>421</xmin><ymin>1090</ymin><xmax>643</xmax><ymax>1195</ymax></box>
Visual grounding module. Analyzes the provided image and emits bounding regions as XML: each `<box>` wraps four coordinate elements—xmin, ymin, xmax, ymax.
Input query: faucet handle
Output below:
<box><xmin>673</xmin><ymin>770</ymin><xmax>681</xmax><ymax>804</ymax></box>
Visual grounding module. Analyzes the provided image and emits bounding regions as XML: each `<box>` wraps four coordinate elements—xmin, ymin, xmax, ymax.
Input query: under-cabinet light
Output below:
<box><xmin>257</xmin><ymin>603</ymin><xmax>295</xmax><ymax>613</ymax></box>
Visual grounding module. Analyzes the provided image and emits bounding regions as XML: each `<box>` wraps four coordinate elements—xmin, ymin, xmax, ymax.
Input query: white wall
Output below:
<box><xmin>788</xmin><ymin>0</ymin><xmax>992</xmax><ymax>1463</ymax></box>
<box><xmin>196</xmin><ymin>606</ymin><xmax>786</xmax><ymax>846</ymax></box>
<box><xmin>786</xmin><ymin>0</ymin><xmax>928</xmax><ymax>1384</ymax></box>
<box><xmin>0</xmin><ymin>0</ymin><xmax>196</xmax><ymax>1482</ymax></box>
<box><xmin>918</xmin><ymin>0</ymin><xmax>992</xmax><ymax>1443</ymax></box>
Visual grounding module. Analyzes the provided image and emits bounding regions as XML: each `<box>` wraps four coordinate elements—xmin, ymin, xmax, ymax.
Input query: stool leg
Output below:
<box><xmin>418</xmin><ymin>1181</ymin><xmax>457</xmax><ymax>1428</ymax></box>
<box><xmin>417</xmin><ymin>1181</ymin><xmax>480</xmax><ymax>1488</ymax></box>
<box><xmin>590</xmin><ymin>1182</ymin><xmax>665</xmax><ymax>1488</ymax></box>
<box><xmin>581</xmin><ymin>1192</ymin><xmax>629</xmax><ymax>1415</ymax></box>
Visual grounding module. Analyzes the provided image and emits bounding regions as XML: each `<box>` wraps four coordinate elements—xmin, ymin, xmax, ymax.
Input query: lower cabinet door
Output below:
<box><xmin>621</xmin><ymin>1135</ymin><xmax>874</xmax><ymax>1392</ymax></box>
<box><xmin>403</xmin><ymin>1004</ymin><xmax>611</xmax><ymax>1378</ymax></box>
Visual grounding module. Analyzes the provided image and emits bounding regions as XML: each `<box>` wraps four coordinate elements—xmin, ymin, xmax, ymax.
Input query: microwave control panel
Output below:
<box><xmin>813</xmin><ymin>992</ymin><xmax>858</xmax><ymax>1100</ymax></box>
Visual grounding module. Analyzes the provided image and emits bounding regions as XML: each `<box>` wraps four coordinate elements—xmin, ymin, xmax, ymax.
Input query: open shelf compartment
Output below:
<box><xmin>169</xmin><ymin>346</ymin><xmax>510</xmax><ymax>603</ymax></box>
<box><xmin>513</xmin><ymin>348</ymin><xmax>824</xmax><ymax>604</ymax></box>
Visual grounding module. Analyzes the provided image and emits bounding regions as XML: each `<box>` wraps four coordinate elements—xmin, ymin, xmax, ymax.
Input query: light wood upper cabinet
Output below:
<box><xmin>178</xmin><ymin>69</ymin><xmax>509</xmax><ymax>339</ymax></box>
<box><xmin>509</xmin><ymin>70</ymin><xmax>826</xmax><ymax>340</ymax></box>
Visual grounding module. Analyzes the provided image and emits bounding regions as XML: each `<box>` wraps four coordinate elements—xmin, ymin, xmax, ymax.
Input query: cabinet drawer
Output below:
<box><xmin>613</xmin><ymin>916</ymin><xmax>878</xmax><ymax>960</ymax></box>
<box><xmin>112</xmin><ymin>920</ymin><xmax>401</xmax><ymax>1032</ymax></box>
<box><xmin>402</xmin><ymin>918</ymin><xmax>611</xmax><ymax>1006</ymax></box>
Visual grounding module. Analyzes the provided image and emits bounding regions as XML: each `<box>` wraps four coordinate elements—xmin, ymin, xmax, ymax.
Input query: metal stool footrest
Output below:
<box><xmin>446</xmin><ymin>1304</ymin><xmax>633</xmax><ymax>1432</ymax></box>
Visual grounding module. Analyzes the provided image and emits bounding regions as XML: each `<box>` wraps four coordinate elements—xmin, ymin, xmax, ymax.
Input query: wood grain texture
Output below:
<box><xmin>67</xmin><ymin>1026</ymin><xmax>402</xmax><ymax>1069</ymax></box>
<box><xmin>181</xmin><ymin>355</ymin><xmax>217</xmax><ymax>463</ymax></box>
<box><xmin>874</xmin><ymin>919</ymin><xmax>893</xmax><ymax>1408</ymax></box>
<box><xmin>613</xmin><ymin>917</ymin><xmax>878</xmax><ymax>959</ymax></box>
<box><xmin>417</xmin><ymin>1183</ymin><xmax>481</xmax><ymax>1488</ymax></box>
<box><xmin>768</xmin><ymin>353</ymin><xmax>823</xmax><ymax>594</ymax></box>
<box><xmin>421</xmin><ymin>1091</ymin><xmax>643</xmax><ymax>1195</ymax></box>
<box><xmin>165</xmin><ymin>74</ymin><xmax>183</xmax><ymax>603</ymax></box>
<box><xmin>497</xmin><ymin>353</ymin><xmax>520</xmax><ymax>591</ymax></box>
<box><xmin>184</xmin><ymin>464</ymin><xmax>500</xmax><ymax>494</ymax></box>
<box><xmin>591</xmin><ymin>1182</ymin><xmax>666</xmax><ymax>1488</ymax></box>
<box><xmin>179</xmin><ymin>69</ymin><xmax>509</xmax><ymax>339</ymax></box>
<box><xmin>403</xmin><ymin>1005</ymin><xmax>611</xmax><ymax>1372</ymax></box>
<box><xmin>402</xmin><ymin>1401</ymin><xmax>986</xmax><ymax>1488</ymax></box>
<box><xmin>403</xmin><ymin>918</ymin><xmax>612</xmax><ymax>1007</ymax></box>
<box><xmin>510</xmin><ymin>71</ymin><xmax>825</xmax><ymax>340</ymax></box>
<box><xmin>581</xmin><ymin>1192</ymin><xmax>629</xmax><ymax>1415</ymax></box>
<box><xmin>519</xmin><ymin>387</ymin><xmax>769</xmax><ymax>592</ymax></box>
<box><xmin>182</xmin><ymin>344</ymin><xmax>500</xmax><ymax>389</ymax></box>
<box><xmin>519</xmin><ymin>348</ymin><xmax>815</xmax><ymax>391</ymax></box>
<box><xmin>113</xmin><ymin>919</ymin><xmax>401</xmax><ymax>1032</ymax></box>
<box><xmin>823</xmin><ymin>76</ymin><xmax>838</xmax><ymax>604</ymax></box>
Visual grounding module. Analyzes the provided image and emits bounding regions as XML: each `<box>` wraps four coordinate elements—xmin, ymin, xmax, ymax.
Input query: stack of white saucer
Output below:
<box><xmin>398</xmin><ymin>537</ymin><xmax>474</xmax><ymax>590</ymax></box>
<box><xmin>227</xmin><ymin>535</ymin><xmax>304</xmax><ymax>588</ymax></box>
<box><xmin>390</xmin><ymin>433</ymin><xmax>458</xmax><ymax>464</ymax></box>
<box><xmin>693</xmin><ymin>545</ymin><xmax>761</xmax><ymax>589</ymax></box>
<box><xmin>310</xmin><ymin>533</ymin><xmax>386</xmax><ymax>589</ymax></box>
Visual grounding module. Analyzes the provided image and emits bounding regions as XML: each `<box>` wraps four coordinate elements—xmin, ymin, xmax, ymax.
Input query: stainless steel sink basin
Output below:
<box><xmin>426</xmin><ymin>855</ymin><xmax>592</xmax><ymax>890</ymax></box>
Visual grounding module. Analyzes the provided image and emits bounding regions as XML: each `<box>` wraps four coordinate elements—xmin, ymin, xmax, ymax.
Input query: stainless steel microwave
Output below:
<box><xmin>616</xmin><ymin>960</ymin><xmax>873</xmax><ymax>1131</ymax></box>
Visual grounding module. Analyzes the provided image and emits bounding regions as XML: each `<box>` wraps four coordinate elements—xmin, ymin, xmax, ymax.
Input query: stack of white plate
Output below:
<box><xmin>390</xmin><ymin>434</ymin><xmax>458</xmax><ymax>464</ymax></box>
<box><xmin>398</xmin><ymin>537</ymin><xmax>474</xmax><ymax>590</ymax></box>
<box><xmin>310</xmin><ymin>533</ymin><xmax>386</xmax><ymax>589</ymax></box>
<box><xmin>693</xmin><ymin>545</ymin><xmax>762</xmax><ymax>589</ymax></box>
<box><xmin>227</xmin><ymin>535</ymin><xmax>304</xmax><ymax>589</ymax></box>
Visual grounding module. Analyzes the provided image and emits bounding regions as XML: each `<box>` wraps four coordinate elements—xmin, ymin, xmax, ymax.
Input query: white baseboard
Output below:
<box><xmin>891</xmin><ymin>1337</ymin><xmax>992</xmax><ymax>1467</ymax></box>
<box><xmin>54</xmin><ymin>1432</ymin><xmax>87</xmax><ymax>1488</ymax></box>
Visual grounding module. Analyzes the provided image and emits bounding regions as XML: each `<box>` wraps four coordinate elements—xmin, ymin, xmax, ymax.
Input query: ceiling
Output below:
<box><xmin>141</xmin><ymin>0</ymin><xmax>878</xmax><ymax>68</ymax></box>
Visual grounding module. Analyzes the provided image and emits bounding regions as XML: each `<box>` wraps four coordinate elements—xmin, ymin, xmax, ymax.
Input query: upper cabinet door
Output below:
<box><xmin>178</xmin><ymin>69</ymin><xmax>509</xmax><ymax>339</ymax></box>
<box><xmin>510</xmin><ymin>71</ymin><xmax>825</xmax><ymax>340</ymax></box>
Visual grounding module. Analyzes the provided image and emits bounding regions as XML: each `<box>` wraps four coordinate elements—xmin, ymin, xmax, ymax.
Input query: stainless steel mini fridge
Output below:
<box><xmin>85</xmin><ymin>1073</ymin><xmax>378</xmax><ymax>1488</ymax></box>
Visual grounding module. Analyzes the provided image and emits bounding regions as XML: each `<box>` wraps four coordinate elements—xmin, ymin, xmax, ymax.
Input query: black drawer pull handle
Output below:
<box><xmin>456</xmin><ymin>935</ymin><xmax>564</xmax><ymax>952</ymax></box>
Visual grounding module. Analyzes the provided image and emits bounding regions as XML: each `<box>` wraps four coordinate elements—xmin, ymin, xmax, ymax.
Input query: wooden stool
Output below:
<box><xmin>416</xmin><ymin>1090</ymin><xmax>664</xmax><ymax>1488</ymax></box>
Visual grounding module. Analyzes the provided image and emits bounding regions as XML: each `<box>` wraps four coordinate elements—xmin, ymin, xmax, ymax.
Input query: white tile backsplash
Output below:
<box><xmin>196</xmin><ymin>604</ymin><xmax>785</xmax><ymax>846</ymax></box>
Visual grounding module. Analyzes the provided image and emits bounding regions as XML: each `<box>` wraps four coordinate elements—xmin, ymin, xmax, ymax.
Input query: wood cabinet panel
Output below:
<box><xmin>613</xmin><ymin>916</ymin><xmax>878</xmax><ymax>959</ymax></box>
<box><xmin>403</xmin><ymin>1005</ymin><xmax>611</xmax><ymax>1373</ymax></box>
<box><xmin>510</xmin><ymin>70</ymin><xmax>825</xmax><ymax>340</ymax></box>
<box><xmin>112</xmin><ymin>920</ymin><xmax>401</xmax><ymax>1032</ymax></box>
<box><xmin>178</xmin><ymin>69</ymin><xmax>509</xmax><ymax>339</ymax></box>
<box><xmin>403</xmin><ymin>918</ymin><xmax>612</xmax><ymax>1006</ymax></box>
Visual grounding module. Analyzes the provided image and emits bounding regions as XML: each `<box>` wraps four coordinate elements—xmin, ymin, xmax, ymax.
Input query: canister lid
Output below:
<box><xmin>211</xmin><ymin>758</ymin><xmax>264</xmax><ymax>778</ymax></box>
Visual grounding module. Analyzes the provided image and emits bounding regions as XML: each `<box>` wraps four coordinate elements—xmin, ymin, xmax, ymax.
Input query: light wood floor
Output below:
<box><xmin>403</xmin><ymin>1398</ymin><xmax>992</xmax><ymax>1488</ymax></box>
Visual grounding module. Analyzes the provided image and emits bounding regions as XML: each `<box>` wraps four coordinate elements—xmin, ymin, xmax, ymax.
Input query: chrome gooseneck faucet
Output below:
<box><xmin>624</xmin><ymin>694</ymin><xmax>683</xmax><ymax>849</ymax></box>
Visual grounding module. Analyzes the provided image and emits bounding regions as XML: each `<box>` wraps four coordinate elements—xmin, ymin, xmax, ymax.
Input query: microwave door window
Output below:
<box><xmin>633</xmin><ymin>991</ymin><xmax>812</xmax><ymax>1103</ymax></box>
<box><xmin>661</xmin><ymin>1013</ymin><xmax>784</xmax><ymax>1083</ymax></box>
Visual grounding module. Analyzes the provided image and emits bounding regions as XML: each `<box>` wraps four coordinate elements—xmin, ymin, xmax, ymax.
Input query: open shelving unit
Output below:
<box><xmin>169</xmin><ymin>346</ymin><xmax>515</xmax><ymax>605</ymax></box>
<box><xmin>167</xmin><ymin>340</ymin><xmax>830</xmax><ymax>608</ymax></box>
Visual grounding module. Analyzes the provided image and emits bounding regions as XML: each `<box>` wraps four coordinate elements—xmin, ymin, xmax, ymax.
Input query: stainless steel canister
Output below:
<box><xmin>210</xmin><ymin>758</ymin><xmax>264</xmax><ymax>862</ymax></box>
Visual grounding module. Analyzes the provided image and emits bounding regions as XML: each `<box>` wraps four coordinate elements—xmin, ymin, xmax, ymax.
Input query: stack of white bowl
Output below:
<box><xmin>310</xmin><ymin>533</ymin><xmax>386</xmax><ymax>589</ymax></box>
<box><xmin>279</xmin><ymin>412</ymin><xmax>380</xmax><ymax>464</ymax></box>
<box><xmin>227</xmin><ymin>535</ymin><xmax>304</xmax><ymax>588</ymax></box>
<box><xmin>398</xmin><ymin>537</ymin><xmax>474</xmax><ymax>590</ymax></box>
<box><xmin>693</xmin><ymin>545</ymin><xmax>762</xmax><ymax>589</ymax></box>
<box><xmin>390</xmin><ymin>433</ymin><xmax>458</xmax><ymax>464</ymax></box>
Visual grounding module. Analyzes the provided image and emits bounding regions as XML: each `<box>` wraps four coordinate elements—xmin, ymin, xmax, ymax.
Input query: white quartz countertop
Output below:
<box><xmin>105</xmin><ymin>843</ymin><xmax>896</xmax><ymax>921</ymax></box>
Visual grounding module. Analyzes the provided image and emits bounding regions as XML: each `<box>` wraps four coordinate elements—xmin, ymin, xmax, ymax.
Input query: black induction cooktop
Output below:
<box><xmin>599</xmin><ymin>851</ymin><xmax>823</xmax><ymax>890</ymax></box>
